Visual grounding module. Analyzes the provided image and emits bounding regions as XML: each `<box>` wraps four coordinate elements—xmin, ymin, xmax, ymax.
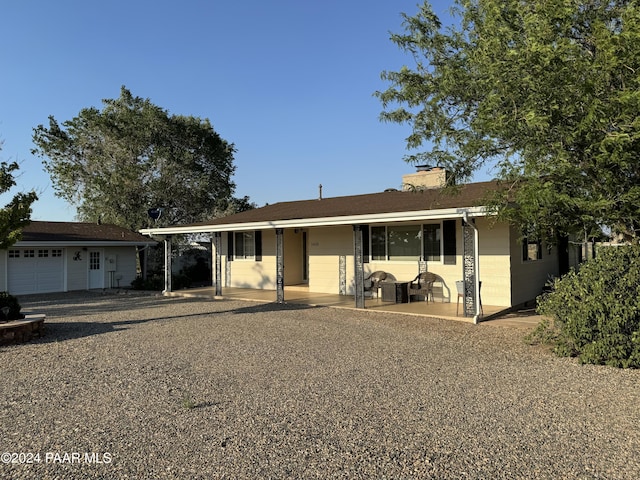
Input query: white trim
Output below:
<box><xmin>14</xmin><ymin>241</ymin><xmax>155</xmax><ymax>247</ymax></box>
<box><xmin>140</xmin><ymin>206</ymin><xmax>489</xmax><ymax>236</ymax></box>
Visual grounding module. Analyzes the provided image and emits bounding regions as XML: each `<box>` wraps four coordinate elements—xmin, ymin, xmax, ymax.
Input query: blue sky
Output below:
<box><xmin>1</xmin><ymin>0</ymin><xmax>489</xmax><ymax>222</ymax></box>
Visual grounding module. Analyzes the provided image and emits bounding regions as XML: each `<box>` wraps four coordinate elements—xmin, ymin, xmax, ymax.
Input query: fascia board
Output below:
<box><xmin>139</xmin><ymin>206</ymin><xmax>489</xmax><ymax>236</ymax></box>
<box><xmin>14</xmin><ymin>241</ymin><xmax>157</xmax><ymax>247</ymax></box>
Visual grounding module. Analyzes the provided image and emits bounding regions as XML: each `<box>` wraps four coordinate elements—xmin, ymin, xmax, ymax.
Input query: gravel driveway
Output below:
<box><xmin>1</xmin><ymin>291</ymin><xmax>638</xmax><ymax>479</ymax></box>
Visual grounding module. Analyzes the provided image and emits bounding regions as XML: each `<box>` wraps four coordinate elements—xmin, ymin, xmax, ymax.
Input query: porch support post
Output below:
<box><xmin>163</xmin><ymin>235</ymin><xmax>172</xmax><ymax>294</ymax></box>
<box><xmin>353</xmin><ymin>224</ymin><xmax>365</xmax><ymax>309</ymax></box>
<box><xmin>462</xmin><ymin>215</ymin><xmax>480</xmax><ymax>323</ymax></box>
<box><xmin>276</xmin><ymin>228</ymin><xmax>285</xmax><ymax>303</ymax></box>
<box><xmin>213</xmin><ymin>232</ymin><xmax>222</xmax><ymax>296</ymax></box>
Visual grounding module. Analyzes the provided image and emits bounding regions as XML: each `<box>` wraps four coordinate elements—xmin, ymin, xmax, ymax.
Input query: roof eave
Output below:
<box><xmin>139</xmin><ymin>206</ymin><xmax>490</xmax><ymax>236</ymax></box>
<box><xmin>14</xmin><ymin>241</ymin><xmax>157</xmax><ymax>247</ymax></box>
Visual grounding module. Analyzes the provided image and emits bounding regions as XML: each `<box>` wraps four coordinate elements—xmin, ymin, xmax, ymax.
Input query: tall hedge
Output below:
<box><xmin>537</xmin><ymin>245</ymin><xmax>640</xmax><ymax>368</ymax></box>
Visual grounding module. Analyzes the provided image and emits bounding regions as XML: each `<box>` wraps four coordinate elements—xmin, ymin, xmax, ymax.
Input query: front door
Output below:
<box><xmin>88</xmin><ymin>250</ymin><xmax>104</xmax><ymax>289</ymax></box>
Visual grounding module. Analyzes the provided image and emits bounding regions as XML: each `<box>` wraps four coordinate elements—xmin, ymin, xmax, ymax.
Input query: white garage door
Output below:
<box><xmin>7</xmin><ymin>248</ymin><xmax>64</xmax><ymax>295</ymax></box>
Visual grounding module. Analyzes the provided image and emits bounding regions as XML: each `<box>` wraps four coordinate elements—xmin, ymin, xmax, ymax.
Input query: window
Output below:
<box><xmin>369</xmin><ymin>221</ymin><xmax>456</xmax><ymax>264</ymax></box>
<box><xmin>371</xmin><ymin>225</ymin><xmax>422</xmax><ymax>261</ymax></box>
<box><xmin>442</xmin><ymin>220</ymin><xmax>457</xmax><ymax>265</ymax></box>
<box><xmin>523</xmin><ymin>238</ymin><xmax>543</xmax><ymax>262</ymax></box>
<box><xmin>234</xmin><ymin>231</ymin><xmax>255</xmax><ymax>259</ymax></box>
<box><xmin>8</xmin><ymin>250</ymin><xmax>19</xmax><ymax>258</ymax></box>
<box><xmin>423</xmin><ymin>224</ymin><xmax>441</xmax><ymax>261</ymax></box>
<box><xmin>24</xmin><ymin>250</ymin><xmax>35</xmax><ymax>258</ymax></box>
<box><xmin>388</xmin><ymin>225</ymin><xmax>422</xmax><ymax>261</ymax></box>
<box><xmin>371</xmin><ymin>226</ymin><xmax>386</xmax><ymax>261</ymax></box>
<box><xmin>90</xmin><ymin>251</ymin><xmax>101</xmax><ymax>270</ymax></box>
<box><xmin>51</xmin><ymin>249</ymin><xmax>63</xmax><ymax>257</ymax></box>
<box><xmin>38</xmin><ymin>249</ymin><xmax>49</xmax><ymax>258</ymax></box>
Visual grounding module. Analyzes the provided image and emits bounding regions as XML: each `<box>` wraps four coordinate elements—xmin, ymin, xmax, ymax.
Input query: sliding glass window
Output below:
<box><xmin>368</xmin><ymin>221</ymin><xmax>458</xmax><ymax>264</ymax></box>
<box><xmin>388</xmin><ymin>225</ymin><xmax>422</xmax><ymax>261</ymax></box>
<box><xmin>371</xmin><ymin>225</ymin><xmax>422</xmax><ymax>261</ymax></box>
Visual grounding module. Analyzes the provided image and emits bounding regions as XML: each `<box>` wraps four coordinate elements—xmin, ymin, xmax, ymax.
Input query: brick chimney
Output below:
<box><xmin>402</xmin><ymin>165</ymin><xmax>447</xmax><ymax>190</ymax></box>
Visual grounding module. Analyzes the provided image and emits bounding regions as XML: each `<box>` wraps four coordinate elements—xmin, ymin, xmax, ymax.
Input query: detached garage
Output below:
<box><xmin>1</xmin><ymin>221</ymin><xmax>156</xmax><ymax>295</ymax></box>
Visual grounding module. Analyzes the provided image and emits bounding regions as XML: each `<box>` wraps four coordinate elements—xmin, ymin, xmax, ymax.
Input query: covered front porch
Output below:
<box><xmin>164</xmin><ymin>285</ymin><xmax>513</xmax><ymax>324</ymax></box>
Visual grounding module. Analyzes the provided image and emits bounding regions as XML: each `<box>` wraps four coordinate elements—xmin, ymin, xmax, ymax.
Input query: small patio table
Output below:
<box><xmin>381</xmin><ymin>281</ymin><xmax>410</xmax><ymax>303</ymax></box>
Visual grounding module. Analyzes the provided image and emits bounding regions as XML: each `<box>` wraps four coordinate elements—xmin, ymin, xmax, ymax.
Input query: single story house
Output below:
<box><xmin>1</xmin><ymin>221</ymin><xmax>156</xmax><ymax>295</ymax></box>
<box><xmin>140</xmin><ymin>168</ymin><xmax>577</xmax><ymax>322</ymax></box>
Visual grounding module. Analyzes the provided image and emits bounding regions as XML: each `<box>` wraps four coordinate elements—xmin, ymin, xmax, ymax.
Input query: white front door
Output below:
<box><xmin>88</xmin><ymin>250</ymin><xmax>104</xmax><ymax>289</ymax></box>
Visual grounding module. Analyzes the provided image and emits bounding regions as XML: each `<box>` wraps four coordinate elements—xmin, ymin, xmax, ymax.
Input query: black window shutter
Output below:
<box><xmin>227</xmin><ymin>232</ymin><xmax>234</xmax><ymax>261</ymax></box>
<box><xmin>362</xmin><ymin>225</ymin><xmax>370</xmax><ymax>263</ymax></box>
<box><xmin>255</xmin><ymin>231</ymin><xmax>262</xmax><ymax>261</ymax></box>
<box><xmin>443</xmin><ymin>220</ymin><xmax>457</xmax><ymax>265</ymax></box>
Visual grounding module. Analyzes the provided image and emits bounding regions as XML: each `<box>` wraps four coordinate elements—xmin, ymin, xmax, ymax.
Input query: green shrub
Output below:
<box><xmin>172</xmin><ymin>273</ymin><xmax>192</xmax><ymax>290</ymax></box>
<box><xmin>181</xmin><ymin>257</ymin><xmax>211</xmax><ymax>283</ymax></box>
<box><xmin>0</xmin><ymin>291</ymin><xmax>24</xmax><ymax>320</ymax></box>
<box><xmin>131</xmin><ymin>273</ymin><xmax>193</xmax><ymax>291</ymax></box>
<box><xmin>537</xmin><ymin>244</ymin><xmax>640</xmax><ymax>368</ymax></box>
<box><xmin>524</xmin><ymin>317</ymin><xmax>560</xmax><ymax>347</ymax></box>
<box><xmin>131</xmin><ymin>274</ymin><xmax>163</xmax><ymax>291</ymax></box>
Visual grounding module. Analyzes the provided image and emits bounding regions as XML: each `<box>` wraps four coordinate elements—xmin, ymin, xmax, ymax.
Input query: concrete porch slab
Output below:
<box><xmin>164</xmin><ymin>287</ymin><xmax>540</xmax><ymax>327</ymax></box>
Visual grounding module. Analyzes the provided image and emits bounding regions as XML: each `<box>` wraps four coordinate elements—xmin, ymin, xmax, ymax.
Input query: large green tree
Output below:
<box><xmin>32</xmin><ymin>86</ymin><xmax>238</xmax><ymax>231</ymax></box>
<box><xmin>377</xmin><ymin>0</ymin><xmax>640</xmax><ymax>243</ymax></box>
<box><xmin>0</xmin><ymin>142</ymin><xmax>37</xmax><ymax>248</ymax></box>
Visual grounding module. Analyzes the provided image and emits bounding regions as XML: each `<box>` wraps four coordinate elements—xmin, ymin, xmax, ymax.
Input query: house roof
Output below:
<box><xmin>140</xmin><ymin>180</ymin><xmax>501</xmax><ymax>236</ymax></box>
<box><xmin>16</xmin><ymin>221</ymin><xmax>157</xmax><ymax>247</ymax></box>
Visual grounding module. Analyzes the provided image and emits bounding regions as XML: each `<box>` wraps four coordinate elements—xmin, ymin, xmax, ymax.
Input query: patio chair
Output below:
<box><xmin>408</xmin><ymin>272</ymin><xmax>437</xmax><ymax>303</ymax></box>
<box><xmin>364</xmin><ymin>271</ymin><xmax>388</xmax><ymax>298</ymax></box>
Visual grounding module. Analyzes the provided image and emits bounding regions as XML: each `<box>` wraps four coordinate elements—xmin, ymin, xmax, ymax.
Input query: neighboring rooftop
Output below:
<box><xmin>19</xmin><ymin>221</ymin><xmax>157</xmax><ymax>245</ymax></box>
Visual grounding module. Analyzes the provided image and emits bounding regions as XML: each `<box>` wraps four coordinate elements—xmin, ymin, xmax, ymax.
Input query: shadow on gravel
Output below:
<box><xmin>19</xmin><ymin>292</ymin><xmax>188</xmax><ymax>318</ymax></box>
<box><xmin>214</xmin><ymin>302</ymin><xmax>318</xmax><ymax>316</ymax></box>
<box><xmin>35</xmin><ymin>321</ymin><xmax>117</xmax><ymax>342</ymax></box>
<box><xmin>19</xmin><ymin>291</ymin><xmax>317</xmax><ymax>320</ymax></box>
<box><xmin>25</xmin><ymin>298</ymin><xmax>318</xmax><ymax>344</ymax></box>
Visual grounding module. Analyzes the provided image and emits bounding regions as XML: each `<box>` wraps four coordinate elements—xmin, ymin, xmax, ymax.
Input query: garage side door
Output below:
<box><xmin>7</xmin><ymin>248</ymin><xmax>64</xmax><ymax>295</ymax></box>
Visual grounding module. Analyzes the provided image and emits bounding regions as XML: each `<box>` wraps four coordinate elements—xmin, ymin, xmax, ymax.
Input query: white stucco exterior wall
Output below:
<box><xmin>212</xmin><ymin>219</ymin><xmax>558</xmax><ymax>309</ymax></box>
<box><xmin>509</xmin><ymin>224</ymin><xmax>560</xmax><ymax>307</ymax></box>
<box><xmin>67</xmin><ymin>247</ymin><xmax>88</xmax><ymax>291</ymax></box>
<box><xmin>475</xmin><ymin>218</ymin><xmax>513</xmax><ymax>308</ymax></box>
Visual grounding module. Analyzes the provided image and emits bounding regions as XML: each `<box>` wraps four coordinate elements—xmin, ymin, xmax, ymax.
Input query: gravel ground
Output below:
<box><xmin>1</xmin><ymin>291</ymin><xmax>639</xmax><ymax>479</ymax></box>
